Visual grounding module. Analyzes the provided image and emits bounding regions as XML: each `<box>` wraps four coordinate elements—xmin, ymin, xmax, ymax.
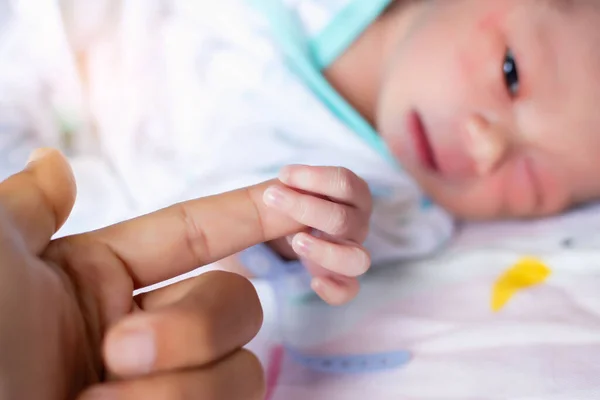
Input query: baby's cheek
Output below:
<box><xmin>530</xmin><ymin>160</ymin><xmax>570</xmax><ymax>216</ymax></box>
<box><xmin>503</xmin><ymin>158</ymin><xmax>539</xmax><ymax>217</ymax></box>
<box><xmin>501</xmin><ymin>156</ymin><xmax>569</xmax><ymax>218</ymax></box>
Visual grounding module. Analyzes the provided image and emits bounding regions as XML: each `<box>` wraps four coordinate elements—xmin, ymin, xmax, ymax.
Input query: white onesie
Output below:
<box><xmin>0</xmin><ymin>0</ymin><xmax>453</xmax><ymax>268</ymax></box>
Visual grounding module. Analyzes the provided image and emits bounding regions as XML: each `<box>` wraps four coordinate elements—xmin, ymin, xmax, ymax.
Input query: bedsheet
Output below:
<box><xmin>244</xmin><ymin>203</ymin><xmax>600</xmax><ymax>400</ymax></box>
<box><xmin>2</xmin><ymin>2</ymin><xmax>600</xmax><ymax>397</ymax></box>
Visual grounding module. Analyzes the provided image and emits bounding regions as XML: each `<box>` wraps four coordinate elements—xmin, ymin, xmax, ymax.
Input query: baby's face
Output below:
<box><xmin>377</xmin><ymin>0</ymin><xmax>600</xmax><ymax>219</ymax></box>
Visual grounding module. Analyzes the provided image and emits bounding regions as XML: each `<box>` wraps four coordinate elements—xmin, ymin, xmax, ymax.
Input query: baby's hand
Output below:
<box><xmin>263</xmin><ymin>165</ymin><xmax>373</xmax><ymax>305</ymax></box>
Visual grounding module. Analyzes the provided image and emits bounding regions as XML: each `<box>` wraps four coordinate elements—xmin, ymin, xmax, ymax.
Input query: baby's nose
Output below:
<box><xmin>463</xmin><ymin>115</ymin><xmax>509</xmax><ymax>176</ymax></box>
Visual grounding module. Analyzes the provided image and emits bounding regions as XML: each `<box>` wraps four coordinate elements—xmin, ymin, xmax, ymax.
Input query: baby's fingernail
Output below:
<box><xmin>294</xmin><ymin>235</ymin><xmax>313</xmax><ymax>256</ymax></box>
<box><xmin>263</xmin><ymin>187</ymin><xmax>291</xmax><ymax>209</ymax></box>
<box><xmin>106</xmin><ymin>328</ymin><xmax>155</xmax><ymax>375</ymax></box>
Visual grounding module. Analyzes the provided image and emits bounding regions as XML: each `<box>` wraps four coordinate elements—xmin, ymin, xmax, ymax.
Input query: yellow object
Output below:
<box><xmin>491</xmin><ymin>257</ymin><xmax>551</xmax><ymax>312</ymax></box>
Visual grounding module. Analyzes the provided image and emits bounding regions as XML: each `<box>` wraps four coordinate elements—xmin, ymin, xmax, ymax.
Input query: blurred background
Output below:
<box><xmin>0</xmin><ymin>0</ymin><xmax>269</xmax><ymax>235</ymax></box>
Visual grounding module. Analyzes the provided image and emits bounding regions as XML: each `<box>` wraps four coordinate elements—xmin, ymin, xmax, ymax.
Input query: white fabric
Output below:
<box><xmin>246</xmin><ymin>203</ymin><xmax>600</xmax><ymax>399</ymax></box>
<box><xmin>282</xmin><ymin>0</ymin><xmax>351</xmax><ymax>38</ymax></box>
<box><xmin>0</xmin><ymin>0</ymin><xmax>452</xmax><ymax>264</ymax></box>
<box><xmin>3</xmin><ymin>2</ymin><xmax>600</xmax><ymax>399</ymax></box>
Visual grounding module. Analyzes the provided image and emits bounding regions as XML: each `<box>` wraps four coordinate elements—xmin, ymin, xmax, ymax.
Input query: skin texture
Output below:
<box><xmin>264</xmin><ymin>165</ymin><xmax>372</xmax><ymax>305</ymax></box>
<box><xmin>215</xmin><ymin>0</ymin><xmax>600</xmax><ymax>306</ymax></box>
<box><xmin>224</xmin><ymin>165</ymin><xmax>373</xmax><ymax>306</ymax></box>
<box><xmin>326</xmin><ymin>0</ymin><xmax>600</xmax><ymax>219</ymax></box>
<box><xmin>0</xmin><ymin>148</ymin><xmax>312</xmax><ymax>399</ymax></box>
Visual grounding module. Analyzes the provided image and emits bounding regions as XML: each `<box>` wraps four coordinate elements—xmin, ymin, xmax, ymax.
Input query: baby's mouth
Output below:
<box><xmin>406</xmin><ymin>111</ymin><xmax>438</xmax><ymax>171</ymax></box>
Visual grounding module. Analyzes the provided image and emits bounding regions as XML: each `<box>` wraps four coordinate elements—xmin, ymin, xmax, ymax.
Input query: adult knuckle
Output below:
<box><xmin>242</xmin><ymin>187</ymin><xmax>267</xmax><ymax>243</ymax></box>
<box><xmin>175</xmin><ymin>202</ymin><xmax>210</xmax><ymax>265</ymax></box>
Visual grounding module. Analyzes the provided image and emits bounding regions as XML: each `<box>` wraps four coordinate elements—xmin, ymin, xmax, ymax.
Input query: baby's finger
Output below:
<box><xmin>311</xmin><ymin>275</ymin><xmax>360</xmax><ymax>306</ymax></box>
<box><xmin>264</xmin><ymin>185</ymin><xmax>368</xmax><ymax>241</ymax></box>
<box><xmin>279</xmin><ymin>165</ymin><xmax>372</xmax><ymax>212</ymax></box>
<box><xmin>291</xmin><ymin>232</ymin><xmax>370</xmax><ymax>277</ymax></box>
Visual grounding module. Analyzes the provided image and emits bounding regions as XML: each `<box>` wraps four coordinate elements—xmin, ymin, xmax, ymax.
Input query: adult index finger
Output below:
<box><xmin>82</xmin><ymin>180</ymin><xmax>303</xmax><ymax>288</ymax></box>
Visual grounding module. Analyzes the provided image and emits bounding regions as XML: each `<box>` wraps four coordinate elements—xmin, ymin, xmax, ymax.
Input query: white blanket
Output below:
<box><xmin>3</xmin><ymin>2</ymin><xmax>600</xmax><ymax>398</ymax></box>
<box><xmin>246</xmin><ymin>204</ymin><xmax>600</xmax><ymax>399</ymax></box>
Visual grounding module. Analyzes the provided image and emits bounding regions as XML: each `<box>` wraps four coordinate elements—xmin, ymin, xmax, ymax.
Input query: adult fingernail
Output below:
<box><xmin>26</xmin><ymin>148</ymin><xmax>54</xmax><ymax>165</ymax></box>
<box><xmin>263</xmin><ymin>186</ymin><xmax>291</xmax><ymax>209</ymax></box>
<box><xmin>106</xmin><ymin>328</ymin><xmax>155</xmax><ymax>375</ymax></box>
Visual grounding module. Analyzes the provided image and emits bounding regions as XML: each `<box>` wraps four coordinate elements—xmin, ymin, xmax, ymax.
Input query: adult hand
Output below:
<box><xmin>0</xmin><ymin>148</ymin><xmax>303</xmax><ymax>399</ymax></box>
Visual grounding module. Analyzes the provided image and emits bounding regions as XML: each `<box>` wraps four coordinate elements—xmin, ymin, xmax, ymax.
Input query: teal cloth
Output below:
<box><xmin>250</xmin><ymin>0</ymin><xmax>396</xmax><ymax>164</ymax></box>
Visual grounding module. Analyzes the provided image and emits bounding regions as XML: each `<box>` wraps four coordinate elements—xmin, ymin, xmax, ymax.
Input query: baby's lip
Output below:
<box><xmin>406</xmin><ymin>110</ymin><xmax>438</xmax><ymax>172</ymax></box>
<box><xmin>403</xmin><ymin>111</ymin><xmax>479</xmax><ymax>180</ymax></box>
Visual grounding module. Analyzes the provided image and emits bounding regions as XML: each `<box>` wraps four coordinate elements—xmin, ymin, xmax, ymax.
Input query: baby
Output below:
<box><xmin>227</xmin><ymin>0</ymin><xmax>600</xmax><ymax>304</ymax></box>
<box><xmin>2</xmin><ymin>0</ymin><xmax>600</xmax><ymax>305</ymax></box>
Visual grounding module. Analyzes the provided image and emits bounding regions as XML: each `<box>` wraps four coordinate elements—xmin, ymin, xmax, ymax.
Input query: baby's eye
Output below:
<box><xmin>503</xmin><ymin>49</ymin><xmax>519</xmax><ymax>97</ymax></box>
